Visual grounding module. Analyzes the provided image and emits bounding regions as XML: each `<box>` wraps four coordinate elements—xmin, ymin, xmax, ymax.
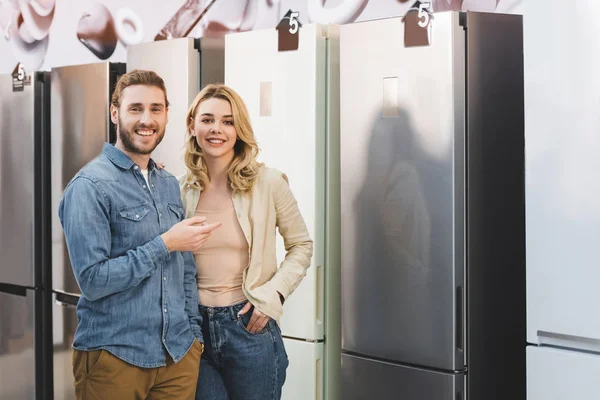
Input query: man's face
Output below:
<box><xmin>111</xmin><ymin>85</ymin><xmax>168</xmax><ymax>156</ymax></box>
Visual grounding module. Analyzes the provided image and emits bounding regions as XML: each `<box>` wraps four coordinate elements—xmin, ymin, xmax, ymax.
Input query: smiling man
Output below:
<box><xmin>58</xmin><ymin>69</ymin><xmax>222</xmax><ymax>399</ymax></box>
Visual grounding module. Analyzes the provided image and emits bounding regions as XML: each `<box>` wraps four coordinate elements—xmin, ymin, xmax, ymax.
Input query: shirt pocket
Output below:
<box><xmin>167</xmin><ymin>203</ymin><xmax>184</xmax><ymax>225</ymax></box>
<box><xmin>118</xmin><ymin>203</ymin><xmax>151</xmax><ymax>248</ymax></box>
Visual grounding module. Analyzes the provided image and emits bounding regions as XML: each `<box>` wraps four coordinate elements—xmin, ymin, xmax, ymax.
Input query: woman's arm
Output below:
<box><xmin>268</xmin><ymin>172</ymin><xmax>314</xmax><ymax>301</ymax></box>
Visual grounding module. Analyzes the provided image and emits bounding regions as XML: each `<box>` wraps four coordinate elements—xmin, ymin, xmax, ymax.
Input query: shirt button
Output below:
<box><xmin>151</xmin><ymin>185</ymin><xmax>155</xmax><ymax>188</ymax></box>
<box><xmin>135</xmin><ymin>214</ymin><xmax>139</xmax><ymax>219</ymax></box>
<box><xmin>134</xmin><ymin>166</ymin><xmax>139</xmax><ymax>170</ymax></box>
<box><xmin>143</xmin><ymin>185</ymin><xmax>146</xmax><ymax>189</ymax></box>
<box><xmin>164</xmin><ymin>308</ymin><xmax>168</xmax><ymax>313</ymax></box>
<box><xmin>163</xmin><ymin>276</ymin><xmax>167</xmax><ymax>281</ymax></box>
<box><xmin>159</xmin><ymin>213</ymin><xmax>162</xmax><ymax>217</ymax></box>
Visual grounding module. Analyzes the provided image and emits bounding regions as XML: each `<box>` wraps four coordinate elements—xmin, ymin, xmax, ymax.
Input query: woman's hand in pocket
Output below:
<box><xmin>238</xmin><ymin>302</ymin><xmax>270</xmax><ymax>334</ymax></box>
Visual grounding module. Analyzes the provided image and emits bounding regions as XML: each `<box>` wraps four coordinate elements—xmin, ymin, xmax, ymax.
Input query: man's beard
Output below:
<box><xmin>118</xmin><ymin>117</ymin><xmax>165</xmax><ymax>155</ymax></box>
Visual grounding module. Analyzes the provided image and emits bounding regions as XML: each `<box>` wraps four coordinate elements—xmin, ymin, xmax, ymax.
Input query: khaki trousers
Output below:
<box><xmin>72</xmin><ymin>340</ymin><xmax>203</xmax><ymax>400</ymax></box>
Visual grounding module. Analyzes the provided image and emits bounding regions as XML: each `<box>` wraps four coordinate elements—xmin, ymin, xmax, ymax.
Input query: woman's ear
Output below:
<box><xmin>188</xmin><ymin>117</ymin><xmax>195</xmax><ymax>136</ymax></box>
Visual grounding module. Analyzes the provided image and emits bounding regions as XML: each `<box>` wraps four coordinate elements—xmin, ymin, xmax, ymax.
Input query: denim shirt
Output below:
<box><xmin>58</xmin><ymin>143</ymin><xmax>202</xmax><ymax>368</ymax></box>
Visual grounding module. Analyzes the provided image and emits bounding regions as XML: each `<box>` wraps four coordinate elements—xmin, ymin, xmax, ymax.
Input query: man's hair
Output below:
<box><xmin>111</xmin><ymin>69</ymin><xmax>170</xmax><ymax>108</ymax></box>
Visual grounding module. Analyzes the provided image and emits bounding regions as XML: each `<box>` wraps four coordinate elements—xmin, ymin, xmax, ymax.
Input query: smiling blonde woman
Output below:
<box><xmin>179</xmin><ymin>83</ymin><xmax>313</xmax><ymax>400</ymax></box>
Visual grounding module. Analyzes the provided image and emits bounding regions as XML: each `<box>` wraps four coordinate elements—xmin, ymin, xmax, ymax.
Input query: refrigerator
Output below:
<box><xmin>126</xmin><ymin>37</ymin><xmax>224</xmax><ymax>178</ymax></box>
<box><xmin>224</xmin><ymin>24</ymin><xmax>341</xmax><ymax>400</ymax></box>
<box><xmin>0</xmin><ymin>70</ymin><xmax>51</xmax><ymax>400</ymax></box>
<box><xmin>525</xmin><ymin>0</ymin><xmax>600</xmax><ymax>398</ymax></box>
<box><xmin>339</xmin><ymin>11</ymin><xmax>526</xmax><ymax>399</ymax></box>
<box><xmin>50</xmin><ymin>61</ymin><xmax>125</xmax><ymax>400</ymax></box>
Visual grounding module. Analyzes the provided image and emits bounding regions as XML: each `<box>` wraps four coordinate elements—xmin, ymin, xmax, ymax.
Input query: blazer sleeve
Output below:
<box><xmin>267</xmin><ymin>171</ymin><xmax>314</xmax><ymax>299</ymax></box>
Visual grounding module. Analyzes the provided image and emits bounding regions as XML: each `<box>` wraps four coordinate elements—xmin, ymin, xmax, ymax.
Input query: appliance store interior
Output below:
<box><xmin>0</xmin><ymin>0</ymin><xmax>596</xmax><ymax>399</ymax></box>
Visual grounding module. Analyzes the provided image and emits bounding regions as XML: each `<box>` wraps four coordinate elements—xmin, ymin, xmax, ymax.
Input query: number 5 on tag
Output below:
<box><xmin>418</xmin><ymin>2</ymin><xmax>431</xmax><ymax>28</ymax></box>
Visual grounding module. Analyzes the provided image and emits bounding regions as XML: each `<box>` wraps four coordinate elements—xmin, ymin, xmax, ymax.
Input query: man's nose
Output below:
<box><xmin>140</xmin><ymin>109</ymin><xmax>152</xmax><ymax>124</ymax></box>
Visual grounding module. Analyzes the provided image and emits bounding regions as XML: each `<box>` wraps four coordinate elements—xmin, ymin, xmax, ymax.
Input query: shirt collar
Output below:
<box><xmin>102</xmin><ymin>143</ymin><xmax>157</xmax><ymax>171</ymax></box>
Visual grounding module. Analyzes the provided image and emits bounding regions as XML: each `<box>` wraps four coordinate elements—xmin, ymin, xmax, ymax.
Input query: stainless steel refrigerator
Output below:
<box><xmin>339</xmin><ymin>11</ymin><xmax>526</xmax><ymax>399</ymax></box>
<box><xmin>0</xmin><ymin>70</ymin><xmax>51</xmax><ymax>400</ymax></box>
<box><xmin>50</xmin><ymin>61</ymin><xmax>125</xmax><ymax>400</ymax></box>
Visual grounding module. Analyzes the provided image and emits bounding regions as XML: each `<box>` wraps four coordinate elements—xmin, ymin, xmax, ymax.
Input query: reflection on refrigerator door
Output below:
<box><xmin>340</xmin><ymin>13</ymin><xmax>461</xmax><ymax>374</ymax></box>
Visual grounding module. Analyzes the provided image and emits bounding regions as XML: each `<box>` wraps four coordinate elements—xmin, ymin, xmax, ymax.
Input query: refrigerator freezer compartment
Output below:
<box><xmin>527</xmin><ymin>346</ymin><xmax>600</xmax><ymax>400</ymax></box>
<box><xmin>281</xmin><ymin>339</ymin><xmax>323</xmax><ymax>400</ymax></box>
<box><xmin>0</xmin><ymin>289</ymin><xmax>38</xmax><ymax>400</ymax></box>
<box><xmin>340</xmin><ymin>353</ymin><xmax>464</xmax><ymax>400</ymax></box>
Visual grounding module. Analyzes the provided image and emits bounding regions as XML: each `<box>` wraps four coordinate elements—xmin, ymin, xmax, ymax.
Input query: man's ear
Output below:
<box><xmin>110</xmin><ymin>104</ymin><xmax>118</xmax><ymax>124</ymax></box>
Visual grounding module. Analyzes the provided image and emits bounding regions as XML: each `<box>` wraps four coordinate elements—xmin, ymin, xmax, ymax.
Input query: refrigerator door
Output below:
<box><xmin>0</xmin><ymin>72</ymin><xmax>38</xmax><ymax>287</ymax></box>
<box><xmin>282</xmin><ymin>339</ymin><xmax>324</xmax><ymax>400</ymax></box>
<box><xmin>50</xmin><ymin>62</ymin><xmax>122</xmax><ymax>296</ymax></box>
<box><xmin>224</xmin><ymin>26</ymin><xmax>328</xmax><ymax>342</ymax></box>
<box><xmin>527</xmin><ymin>346</ymin><xmax>600</xmax><ymax>400</ymax></box>
<box><xmin>525</xmin><ymin>0</ymin><xmax>600</xmax><ymax>347</ymax></box>
<box><xmin>340</xmin><ymin>353</ymin><xmax>465</xmax><ymax>400</ymax></box>
<box><xmin>126</xmin><ymin>37</ymin><xmax>224</xmax><ymax>178</ymax></box>
<box><xmin>0</xmin><ymin>289</ymin><xmax>38</xmax><ymax>400</ymax></box>
<box><xmin>339</xmin><ymin>13</ymin><xmax>465</xmax><ymax>371</ymax></box>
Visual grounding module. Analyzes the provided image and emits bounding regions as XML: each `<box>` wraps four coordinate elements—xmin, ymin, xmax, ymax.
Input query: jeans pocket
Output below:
<box><xmin>237</xmin><ymin>310</ymin><xmax>270</xmax><ymax>336</ymax></box>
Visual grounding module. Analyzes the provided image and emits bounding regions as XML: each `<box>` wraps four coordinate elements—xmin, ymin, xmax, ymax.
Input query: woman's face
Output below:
<box><xmin>191</xmin><ymin>97</ymin><xmax>238</xmax><ymax>162</ymax></box>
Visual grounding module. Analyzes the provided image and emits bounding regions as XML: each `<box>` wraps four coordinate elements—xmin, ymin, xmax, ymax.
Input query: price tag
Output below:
<box><xmin>11</xmin><ymin>63</ymin><xmax>30</xmax><ymax>92</ymax></box>
<box><xmin>276</xmin><ymin>10</ymin><xmax>302</xmax><ymax>52</ymax></box>
<box><xmin>402</xmin><ymin>1</ymin><xmax>433</xmax><ymax>47</ymax></box>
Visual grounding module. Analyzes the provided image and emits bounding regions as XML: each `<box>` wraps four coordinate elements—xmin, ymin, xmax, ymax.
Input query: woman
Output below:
<box><xmin>178</xmin><ymin>83</ymin><xmax>313</xmax><ymax>400</ymax></box>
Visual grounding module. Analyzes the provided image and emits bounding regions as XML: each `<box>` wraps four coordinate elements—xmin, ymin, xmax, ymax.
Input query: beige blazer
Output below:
<box><xmin>178</xmin><ymin>166</ymin><xmax>313</xmax><ymax>322</ymax></box>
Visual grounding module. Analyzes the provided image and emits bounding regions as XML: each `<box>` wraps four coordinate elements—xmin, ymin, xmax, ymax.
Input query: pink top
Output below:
<box><xmin>193</xmin><ymin>200</ymin><xmax>249</xmax><ymax>307</ymax></box>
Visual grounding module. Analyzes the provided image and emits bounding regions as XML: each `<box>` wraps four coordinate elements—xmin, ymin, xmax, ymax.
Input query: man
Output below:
<box><xmin>58</xmin><ymin>69</ymin><xmax>220</xmax><ymax>399</ymax></box>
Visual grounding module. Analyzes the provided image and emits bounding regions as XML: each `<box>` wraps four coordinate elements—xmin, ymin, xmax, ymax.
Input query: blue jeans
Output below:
<box><xmin>195</xmin><ymin>301</ymin><xmax>289</xmax><ymax>400</ymax></box>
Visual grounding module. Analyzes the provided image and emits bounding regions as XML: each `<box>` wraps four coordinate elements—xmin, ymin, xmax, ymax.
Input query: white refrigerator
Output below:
<box><xmin>525</xmin><ymin>0</ymin><xmax>600</xmax><ymax>398</ymax></box>
<box><xmin>224</xmin><ymin>24</ymin><xmax>341</xmax><ymax>400</ymax></box>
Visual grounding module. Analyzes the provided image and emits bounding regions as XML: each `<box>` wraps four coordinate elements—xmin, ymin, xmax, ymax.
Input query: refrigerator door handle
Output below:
<box><xmin>537</xmin><ymin>330</ymin><xmax>600</xmax><ymax>353</ymax></box>
<box><xmin>0</xmin><ymin>282</ymin><xmax>28</xmax><ymax>296</ymax></box>
<box><xmin>53</xmin><ymin>289</ymin><xmax>80</xmax><ymax>308</ymax></box>
<box><xmin>456</xmin><ymin>286</ymin><xmax>463</xmax><ymax>352</ymax></box>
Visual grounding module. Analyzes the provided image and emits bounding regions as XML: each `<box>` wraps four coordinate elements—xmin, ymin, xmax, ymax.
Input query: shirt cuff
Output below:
<box><xmin>147</xmin><ymin>236</ymin><xmax>170</xmax><ymax>262</ymax></box>
<box><xmin>269</xmin><ymin>275</ymin><xmax>292</xmax><ymax>300</ymax></box>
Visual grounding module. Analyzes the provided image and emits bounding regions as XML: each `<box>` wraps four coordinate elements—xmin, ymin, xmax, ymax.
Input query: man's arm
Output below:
<box><xmin>59</xmin><ymin>177</ymin><xmax>169</xmax><ymax>301</ymax></box>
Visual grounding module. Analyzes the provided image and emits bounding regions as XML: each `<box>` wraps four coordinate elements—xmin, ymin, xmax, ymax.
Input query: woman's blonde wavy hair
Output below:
<box><xmin>184</xmin><ymin>84</ymin><xmax>262</xmax><ymax>193</ymax></box>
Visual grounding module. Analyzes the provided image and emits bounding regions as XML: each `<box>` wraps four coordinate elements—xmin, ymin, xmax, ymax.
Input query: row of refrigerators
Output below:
<box><xmin>0</xmin><ymin>11</ymin><xmax>529</xmax><ymax>400</ymax></box>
